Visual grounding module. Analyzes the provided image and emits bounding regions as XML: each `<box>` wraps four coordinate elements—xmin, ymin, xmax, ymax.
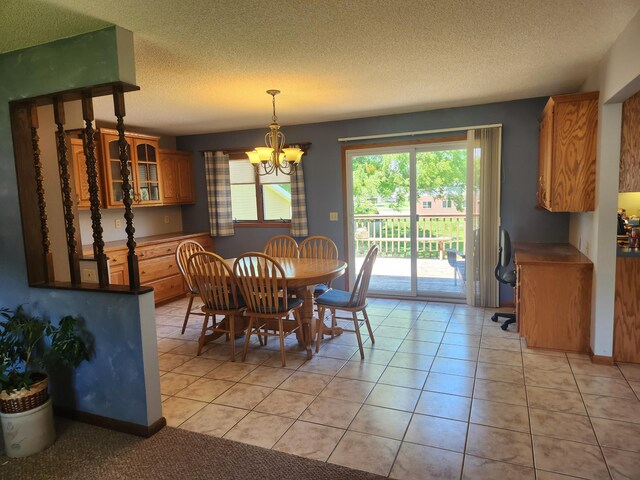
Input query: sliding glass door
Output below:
<box><xmin>346</xmin><ymin>142</ymin><xmax>468</xmax><ymax>299</ymax></box>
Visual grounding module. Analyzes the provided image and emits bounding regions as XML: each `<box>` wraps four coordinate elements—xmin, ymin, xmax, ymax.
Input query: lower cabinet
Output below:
<box><xmin>614</xmin><ymin>256</ymin><xmax>640</xmax><ymax>363</ymax></box>
<box><xmin>105</xmin><ymin>232</ymin><xmax>213</xmax><ymax>304</ymax></box>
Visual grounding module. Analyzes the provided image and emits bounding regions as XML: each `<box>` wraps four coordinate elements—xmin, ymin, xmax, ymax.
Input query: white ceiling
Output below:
<box><xmin>2</xmin><ymin>0</ymin><xmax>640</xmax><ymax>135</ymax></box>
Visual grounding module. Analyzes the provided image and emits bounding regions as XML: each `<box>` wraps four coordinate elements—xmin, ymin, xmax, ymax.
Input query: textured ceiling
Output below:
<box><xmin>2</xmin><ymin>0</ymin><xmax>640</xmax><ymax>135</ymax></box>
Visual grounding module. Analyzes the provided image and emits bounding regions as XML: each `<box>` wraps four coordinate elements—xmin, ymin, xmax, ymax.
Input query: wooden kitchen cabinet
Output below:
<box><xmin>159</xmin><ymin>149</ymin><xmax>195</xmax><ymax>205</ymax></box>
<box><xmin>99</xmin><ymin>129</ymin><xmax>162</xmax><ymax>208</ymax></box>
<box><xmin>515</xmin><ymin>243</ymin><xmax>593</xmax><ymax>353</ymax></box>
<box><xmin>70</xmin><ymin>137</ymin><xmax>103</xmax><ymax>210</ymax></box>
<box><xmin>614</xmin><ymin>255</ymin><xmax>640</xmax><ymax>362</ymax></box>
<box><xmin>619</xmin><ymin>89</ymin><xmax>640</xmax><ymax>192</ymax></box>
<box><xmin>537</xmin><ymin>92</ymin><xmax>598</xmax><ymax>212</ymax></box>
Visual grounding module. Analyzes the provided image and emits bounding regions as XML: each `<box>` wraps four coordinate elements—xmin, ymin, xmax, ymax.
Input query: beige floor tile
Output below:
<box><xmin>441</xmin><ymin>332</ymin><xmax>481</xmax><ymax>347</ymax></box>
<box><xmin>200</xmin><ymin>343</ymin><xmax>237</xmax><ymax>361</ymax></box>
<box><xmin>473</xmin><ymin>378</ymin><xmax>527</xmax><ymax>406</ymax></box>
<box><xmin>480</xmin><ymin>336</ymin><xmax>521</xmax><ymax>352</ymax></box>
<box><xmin>173</xmin><ymin>377</ymin><xmax>235</xmax><ymax>402</ymax></box>
<box><xmin>592</xmin><ymin>417</ymin><xmax>640</xmax><ymax>452</ymax></box>
<box><xmin>273</xmin><ymin>420</ymin><xmax>345</xmax><ymax>461</ymax></box>
<box><xmin>478</xmin><ymin>348</ymin><xmax>522</xmax><ymax>366</ymax></box>
<box><xmin>569</xmin><ymin>358</ymin><xmax>624</xmax><ymax>379</ymax></box>
<box><xmin>238</xmin><ymin>365</ymin><xmax>293</xmax><ymax>388</ymax></box>
<box><xmin>424</xmin><ymin>372</ymin><xmax>474</xmax><ymax>397</ymax></box>
<box><xmin>462</xmin><ymin>454</ymin><xmax>535</xmax><ymax>480</ymax></box>
<box><xmin>532</xmin><ymin>435</ymin><xmax>609</xmax><ymax>480</ymax></box>
<box><xmin>583</xmin><ymin>394</ymin><xmax>640</xmax><ymax>424</ymax></box>
<box><xmin>297</xmin><ymin>356</ymin><xmax>347</xmax><ymax>376</ymax></box>
<box><xmin>618</xmin><ymin>363</ymin><xmax>640</xmax><ymax>383</ymax></box>
<box><xmin>405</xmin><ymin>329</ymin><xmax>444</xmax><ymax>343</ymax></box>
<box><xmin>526</xmin><ymin>386</ymin><xmax>587</xmax><ymax>415</ymax></box>
<box><xmin>374</xmin><ymin>325</ymin><xmax>410</xmax><ymax>339</ymax></box>
<box><xmin>430</xmin><ymin>357</ymin><xmax>477</xmax><ymax>377</ymax></box>
<box><xmin>466</xmin><ymin>424</ymin><xmax>533</xmax><ymax>467</ymax></box>
<box><xmin>319</xmin><ymin>377</ymin><xmax>376</xmax><ymax>403</ymax></box>
<box><xmin>436</xmin><ymin>343</ymin><xmax>479</xmax><ymax>361</ymax></box>
<box><xmin>522</xmin><ymin>354</ymin><xmax>571</xmax><ymax>373</ymax></box>
<box><xmin>167</xmin><ymin>341</ymin><xmax>201</xmax><ymax>356</ymax></box>
<box><xmin>161</xmin><ymin>394</ymin><xmax>169</xmax><ymax>402</ymax></box>
<box><xmin>328</xmin><ymin>431</ymin><xmax>400</xmax><ymax>476</ymax></box>
<box><xmin>254</xmin><ymin>389</ymin><xmax>315</xmax><ymax>418</ymax></box>
<box><xmin>299</xmin><ymin>395</ymin><xmax>362</xmax><ymax>428</ymax></box>
<box><xmin>365</xmin><ymin>384</ymin><xmax>421</xmax><ymax>411</ymax></box>
<box><xmin>317</xmin><ymin>343</ymin><xmax>360</xmax><ymax>360</ymax></box>
<box><xmin>349</xmin><ymin>404</ymin><xmax>412</xmax><ymax>440</ymax></box>
<box><xmin>379</xmin><ymin>366</ymin><xmax>428</xmax><ymax>389</ymax></box>
<box><xmin>156</xmin><ymin>325</ymin><xmax>180</xmax><ymax>337</ymax></box>
<box><xmin>204</xmin><ymin>361</ymin><xmax>257</xmax><ymax>382</ymax></box>
<box><xmin>366</xmin><ymin>335</ymin><xmax>404</xmax><ymax>351</ymax></box>
<box><xmin>160</xmin><ymin>372</ymin><xmax>199</xmax><ymax>395</ymax></box>
<box><xmin>389</xmin><ymin>352</ymin><xmax>434</xmax><ymax>371</ymax></box>
<box><xmin>212</xmin><ymin>383</ymin><xmax>273</xmax><ymax>410</ymax></box>
<box><xmin>240</xmin><ymin>348</ymin><xmax>276</xmax><ymax>365</ymax></box>
<box><xmin>158</xmin><ymin>353</ymin><xmax>192</xmax><ymax>372</ymax></box>
<box><xmin>415</xmin><ymin>320</ymin><xmax>449</xmax><ymax>332</ymax></box>
<box><xmin>390</xmin><ymin>442</ymin><xmax>463</xmax><ymax>480</ymax></box>
<box><xmin>521</xmin><ymin>348</ymin><xmax>567</xmax><ymax>358</ymax></box>
<box><xmin>278</xmin><ymin>371</ymin><xmax>332</xmax><ymax>395</ymax></box>
<box><xmin>336</xmin><ymin>361</ymin><xmax>386</xmax><ymax>382</ymax></box>
<box><xmin>260</xmin><ymin>351</ymin><xmax>308</xmax><ymax>369</ymax></box>
<box><xmin>470</xmin><ymin>398</ymin><xmax>530</xmax><ymax>433</ymax></box>
<box><xmin>524</xmin><ymin>368</ymin><xmax>578</xmax><ymax>392</ymax></box>
<box><xmin>415</xmin><ymin>390</ymin><xmax>471</xmax><ymax>421</ymax></box>
<box><xmin>157</xmin><ymin>338</ymin><xmax>186</xmax><ymax>353</ymax></box>
<box><xmin>529</xmin><ymin>408</ymin><xmax>596</xmax><ymax>444</ymax></box>
<box><xmin>535</xmin><ymin>472</ymin><xmax>583</xmax><ymax>480</ymax></box>
<box><xmin>575</xmin><ymin>374</ymin><xmax>637</xmax><ymax>399</ymax></box>
<box><xmin>397</xmin><ymin>339</ymin><xmax>439</xmax><ymax>356</ymax></box>
<box><xmin>223</xmin><ymin>411</ymin><xmax>294</xmax><ymax>449</ymax></box>
<box><xmin>447</xmin><ymin>323</ymin><xmax>482</xmax><ymax>336</ymax></box>
<box><xmin>602</xmin><ymin>447</ymin><xmax>640</xmax><ymax>480</ymax></box>
<box><xmin>629</xmin><ymin>381</ymin><xmax>640</xmax><ymax>399</ymax></box>
<box><xmin>171</xmin><ymin>357</ymin><xmax>222</xmax><ymax>376</ymax></box>
<box><xmin>179</xmin><ymin>403</ymin><xmax>249</xmax><ymax>437</ymax></box>
<box><xmin>405</xmin><ymin>413</ymin><xmax>468</xmax><ymax>452</ymax></box>
<box><xmin>475</xmin><ymin>362</ymin><xmax>524</xmax><ymax>384</ymax></box>
<box><xmin>162</xmin><ymin>396</ymin><xmax>207</xmax><ymax>427</ymax></box>
<box><xmin>353</xmin><ymin>347</ymin><xmax>396</xmax><ymax>365</ymax></box>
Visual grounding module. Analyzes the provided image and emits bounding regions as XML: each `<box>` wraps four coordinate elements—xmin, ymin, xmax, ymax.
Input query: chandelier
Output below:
<box><xmin>246</xmin><ymin>90</ymin><xmax>303</xmax><ymax>176</ymax></box>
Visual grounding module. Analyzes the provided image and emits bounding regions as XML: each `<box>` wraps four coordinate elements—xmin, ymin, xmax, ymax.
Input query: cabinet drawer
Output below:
<box><xmin>140</xmin><ymin>255</ymin><xmax>180</xmax><ymax>283</ymax></box>
<box><xmin>107</xmin><ymin>249</ymin><xmax>128</xmax><ymax>267</ymax></box>
<box><xmin>149</xmin><ymin>275</ymin><xmax>185</xmax><ymax>304</ymax></box>
<box><xmin>138</xmin><ymin>241</ymin><xmax>180</xmax><ymax>260</ymax></box>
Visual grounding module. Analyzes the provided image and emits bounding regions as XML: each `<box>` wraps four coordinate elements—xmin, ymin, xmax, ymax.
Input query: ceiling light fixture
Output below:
<box><xmin>246</xmin><ymin>90</ymin><xmax>303</xmax><ymax>176</ymax></box>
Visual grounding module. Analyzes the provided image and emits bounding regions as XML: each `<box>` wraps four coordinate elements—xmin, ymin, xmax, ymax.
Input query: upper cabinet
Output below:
<box><xmin>537</xmin><ymin>92</ymin><xmax>598</xmax><ymax>212</ymax></box>
<box><xmin>620</xmin><ymin>90</ymin><xmax>640</xmax><ymax>192</ymax></box>
<box><xmin>159</xmin><ymin>149</ymin><xmax>195</xmax><ymax>205</ymax></box>
<box><xmin>100</xmin><ymin>129</ymin><xmax>162</xmax><ymax>208</ymax></box>
<box><xmin>70</xmin><ymin>138</ymin><xmax>103</xmax><ymax>209</ymax></box>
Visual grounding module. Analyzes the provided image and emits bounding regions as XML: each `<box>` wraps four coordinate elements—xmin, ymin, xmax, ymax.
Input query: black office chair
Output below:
<box><xmin>491</xmin><ymin>227</ymin><xmax>516</xmax><ymax>331</ymax></box>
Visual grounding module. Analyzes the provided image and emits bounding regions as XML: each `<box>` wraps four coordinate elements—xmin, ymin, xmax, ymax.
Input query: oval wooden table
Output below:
<box><xmin>226</xmin><ymin>257</ymin><xmax>347</xmax><ymax>359</ymax></box>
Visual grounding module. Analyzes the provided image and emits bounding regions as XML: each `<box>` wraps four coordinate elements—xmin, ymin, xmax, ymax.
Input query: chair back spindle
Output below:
<box><xmin>187</xmin><ymin>252</ymin><xmax>239</xmax><ymax>311</ymax></box>
<box><xmin>234</xmin><ymin>253</ymin><xmax>289</xmax><ymax>314</ymax></box>
<box><xmin>176</xmin><ymin>240</ymin><xmax>205</xmax><ymax>293</ymax></box>
<box><xmin>349</xmin><ymin>245</ymin><xmax>378</xmax><ymax>307</ymax></box>
<box><xmin>298</xmin><ymin>236</ymin><xmax>338</xmax><ymax>260</ymax></box>
<box><xmin>263</xmin><ymin>235</ymin><xmax>299</xmax><ymax>258</ymax></box>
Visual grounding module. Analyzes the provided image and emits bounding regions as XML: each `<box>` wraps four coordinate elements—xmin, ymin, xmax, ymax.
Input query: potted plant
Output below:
<box><xmin>0</xmin><ymin>305</ymin><xmax>91</xmax><ymax>458</ymax></box>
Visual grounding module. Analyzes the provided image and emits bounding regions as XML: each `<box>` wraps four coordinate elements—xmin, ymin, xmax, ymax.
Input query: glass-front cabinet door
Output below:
<box><xmin>134</xmin><ymin>138</ymin><xmax>161</xmax><ymax>205</ymax></box>
<box><xmin>103</xmin><ymin>133</ymin><xmax>134</xmax><ymax>207</ymax></box>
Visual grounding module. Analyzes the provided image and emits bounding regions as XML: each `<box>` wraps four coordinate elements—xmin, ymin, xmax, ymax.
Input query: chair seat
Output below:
<box><xmin>250</xmin><ymin>297</ymin><xmax>303</xmax><ymax>314</ymax></box>
<box><xmin>314</xmin><ymin>283</ymin><xmax>330</xmax><ymax>295</ymax></box>
<box><xmin>316</xmin><ymin>289</ymin><xmax>362</xmax><ymax>308</ymax></box>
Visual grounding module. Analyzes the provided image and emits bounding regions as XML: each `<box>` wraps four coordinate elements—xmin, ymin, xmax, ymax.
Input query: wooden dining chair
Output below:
<box><xmin>315</xmin><ymin>245</ymin><xmax>378</xmax><ymax>359</ymax></box>
<box><xmin>176</xmin><ymin>240</ymin><xmax>206</xmax><ymax>334</ymax></box>
<box><xmin>263</xmin><ymin>235</ymin><xmax>299</xmax><ymax>258</ymax></box>
<box><xmin>233</xmin><ymin>252</ymin><xmax>304</xmax><ymax>367</ymax></box>
<box><xmin>298</xmin><ymin>235</ymin><xmax>339</xmax><ymax>301</ymax></box>
<box><xmin>187</xmin><ymin>252</ymin><xmax>247</xmax><ymax>359</ymax></box>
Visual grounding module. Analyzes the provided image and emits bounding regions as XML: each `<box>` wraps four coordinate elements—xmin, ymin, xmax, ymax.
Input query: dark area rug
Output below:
<box><xmin>0</xmin><ymin>418</ymin><xmax>386</xmax><ymax>479</ymax></box>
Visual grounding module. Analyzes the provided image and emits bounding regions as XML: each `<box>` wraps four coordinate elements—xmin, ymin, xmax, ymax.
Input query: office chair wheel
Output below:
<box><xmin>491</xmin><ymin>314</ymin><xmax>499</xmax><ymax>322</ymax></box>
<box><xmin>500</xmin><ymin>322</ymin><xmax>509</xmax><ymax>331</ymax></box>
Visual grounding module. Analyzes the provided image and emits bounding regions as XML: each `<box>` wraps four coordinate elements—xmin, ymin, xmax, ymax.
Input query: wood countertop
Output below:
<box><xmin>514</xmin><ymin>242</ymin><xmax>593</xmax><ymax>266</ymax></box>
<box><xmin>82</xmin><ymin>231</ymin><xmax>211</xmax><ymax>256</ymax></box>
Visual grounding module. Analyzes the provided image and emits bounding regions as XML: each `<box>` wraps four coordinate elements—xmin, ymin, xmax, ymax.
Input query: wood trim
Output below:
<box><xmin>54</xmin><ymin>405</ymin><xmax>166</xmax><ymax>437</ymax></box>
<box><xmin>31</xmin><ymin>281</ymin><xmax>154</xmax><ymax>295</ymax></box>
<box><xmin>8</xmin><ymin>81</ymin><xmax>139</xmax><ymax>108</ymax></box>
<box><xmin>201</xmin><ymin>143</ymin><xmax>312</xmax><ymax>157</ymax></box>
<box><xmin>233</xmin><ymin>222</ymin><xmax>291</xmax><ymax>229</ymax></box>
<box><xmin>588</xmin><ymin>347</ymin><xmax>615</xmax><ymax>365</ymax></box>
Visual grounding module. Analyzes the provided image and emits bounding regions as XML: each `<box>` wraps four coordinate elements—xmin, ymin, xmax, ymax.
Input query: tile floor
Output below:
<box><xmin>155</xmin><ymin>296</ymin><xmax>640</xmax><ymax>479</ymax></box>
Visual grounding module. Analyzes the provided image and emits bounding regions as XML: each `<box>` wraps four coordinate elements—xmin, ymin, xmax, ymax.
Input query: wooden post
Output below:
<box><xmin>81</xmin><ymin>95</ymin><xmax>109</xmax><ymax>288</ymax></box>
<box><xmin>53</xmin><ymin>97</ymin><xmax>81</xmax><ymax>285</ymax></box>
<box><xmin>113</xmin><ymin>85</ymin><xmax>140</xmax><ymax>290</ymax></box>
<box><xmin>28</xmin><ymin>105</ymin><xmax>55</xmax><ymax>283</ymax></box>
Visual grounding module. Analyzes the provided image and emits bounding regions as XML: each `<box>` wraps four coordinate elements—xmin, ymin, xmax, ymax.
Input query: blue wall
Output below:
<box><xmin>0</xmin><ymin>28</ymin><xmax>160</xmax><ymax>427</ymax></box>
<box><xmin>178</xmin><ymin>97</ymin><xmax>570</xmax><ymax>303</ymax></box>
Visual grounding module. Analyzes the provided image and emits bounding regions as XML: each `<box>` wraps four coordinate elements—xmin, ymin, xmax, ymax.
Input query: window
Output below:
<box><xmin>229</xmin><ymin>159</ymin><xmax>291</xmax><ymax>224</ymax></box>
<box><xmin>422</xmin><ymin>200</ymin><xmax>432</xmax><ymax>209</ymax></box>
<box><xmin>442</xmin><ymin>199</ymin><xmax>452</xmax><ymax>208</ymax></box>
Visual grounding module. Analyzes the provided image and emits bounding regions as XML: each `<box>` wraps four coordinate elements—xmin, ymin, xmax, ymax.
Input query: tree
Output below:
<box><xmin>416</xmin><ymin>149</ymin><xmax>467</xmax><ymax>211</ymax></box>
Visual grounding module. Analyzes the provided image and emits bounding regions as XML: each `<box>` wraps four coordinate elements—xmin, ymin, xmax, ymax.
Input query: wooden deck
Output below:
<box><xmin>356</xmin><ymin>257</ymin><xmax>465</xmax><ymax>297</ymax></box>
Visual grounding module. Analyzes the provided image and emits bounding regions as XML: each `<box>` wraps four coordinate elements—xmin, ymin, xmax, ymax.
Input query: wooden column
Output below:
<box><xmin>81</xmin><ymin>95</ymin><xmax>109</xmax><ymax>288</ymax></box>
<box><xmin>53</xmin><ymin>97</ymin><xmax>81</xmax><ymax>285</ymax></box>
<box><xmin>28</xmin><ymin>105</ymin><xmax>55</xmax><ymax>283</ymax></box>
<box><xmin>113</xmin><ymin>85</ymin><xmax>140</xmax><ymax>290</ymax></box>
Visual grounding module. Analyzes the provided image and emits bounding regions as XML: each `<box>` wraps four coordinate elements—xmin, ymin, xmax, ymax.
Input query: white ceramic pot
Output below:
<box><xmin>0</xmin><ymin>398</ymin><xmax>55</xmax><ymax>458</ymax></box>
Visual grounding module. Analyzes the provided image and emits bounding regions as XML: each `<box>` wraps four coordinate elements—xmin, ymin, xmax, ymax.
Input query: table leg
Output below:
<box><xmin>294</xmin><ymin>286</ymin><xmax>344</xmax><ymax>359</ymax></box>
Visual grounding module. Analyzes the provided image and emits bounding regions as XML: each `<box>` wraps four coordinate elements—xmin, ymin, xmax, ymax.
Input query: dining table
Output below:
<box><xmin>225</xmin><ymin>256</ymin><xmax>348</xmax><ymax>359</ymax></box>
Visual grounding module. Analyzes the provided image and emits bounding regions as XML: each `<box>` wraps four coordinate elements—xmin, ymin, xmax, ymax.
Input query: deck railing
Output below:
<box><xmin>354</xmin><ymin>214</ymin><xmax>466</xmax><ymax>258</ymax></box>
